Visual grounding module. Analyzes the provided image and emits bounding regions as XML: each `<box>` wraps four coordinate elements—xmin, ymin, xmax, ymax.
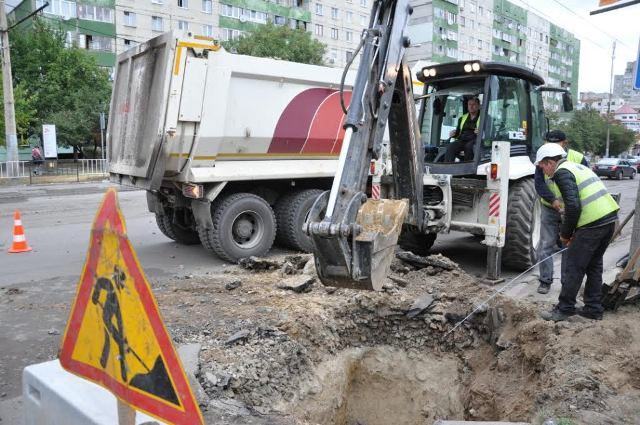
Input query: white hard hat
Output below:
<box><xmin>534</xmin><ymin>143</ymin><xmax>567</xmax><ymax>165</ymax></box>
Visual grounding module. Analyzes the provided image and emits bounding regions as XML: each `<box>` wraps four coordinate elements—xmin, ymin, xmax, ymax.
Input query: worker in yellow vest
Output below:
<box><xmin>534</xmin><ymin>130</ymin><xmax>590</xmax><ymax>294</ymax></box>
<box><xmin>535</xmin><ymin>143</ymin><xmax>619</xmax><ymax>321</ymax></box>
<box><xmin>444</xmin><ymin>97</ymin><xmax>481</xmax><ymax>162</ymax></box>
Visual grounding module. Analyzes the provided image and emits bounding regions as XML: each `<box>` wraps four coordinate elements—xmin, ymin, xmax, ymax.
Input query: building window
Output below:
<box><xmin>78</xmin><ymin>5</ymin><xmax>113</xmax><ymax>23</ymax></box>
<box><xmin>346</xmin><ymin>11</ymin><xmax>352</xmax><ymax>23</ymax></box>
<box><xmin>274</xmin><ymin>15</ymin><xmax>286</xmax><ymax>26</ymax></box>
<box><xmin>202</xmin><ymin>24</ymin><xmax>213</xmax><ymax>37</ymax></box>
<box><xmin>202</xmin><ymin>0</ymin><xmax>212</xmax><ymax>13</ymax></box>
<box><xmin>360</xmin><ymin>14</ymin><xmax>367</xmax><ymax>26</ymax></box>
<box><xmin>331</xmin><ymin>7</ymin><xmax>338</xmax><ymax>19</ymax></box>
<box><xmin>346</xmin><ymin>50</ymin><xmax>353</xmax><ymax>62</ymax></box>
<box><xmin>331</xmin><ymin>28</ymin><xmax>338</xmax><ymax>39</ymax></box>
<box><xmin>37</xmin><ymin>0</ymin><xmax>77</xmax><ymax>19</ymax></box>
<box><xmin>477</xmin><ymin>39</ymin><xmax>482</xmax><ymax>49</ymax></box>
<box><xmin>360</xmin><ymin>0</ymin><xmax>367</xmax><ymax>6</ymax></box>
<box><xmin>222</xmin><ymin>28</ymin><xmax>241</xmax><ymax>41</ymax></box>
<box><xmin>178</xmin><ymin>20</ymin><xmax>189</xmax><ymax>31</ymax></box>
<box><xmin>315</xmin><ymin>3</ymin><xmax>322</xmax><ymax>15</ymax></box>
<box><xmin>315</xmin><ymin>24</ymin><xmax>323</xmax><ymax>37</ymax></box>
<box><xmin>151</xmin><ymin>0</ymin><xmax>163</xmax><ymax>4</ymax></box>
<box><xmin>83</xmin><ymin>34</ymin><xmax>113</xmax><ymax>52</ymax></box>
<box><xmin>178</xmin><ymin>0</ymin><xmax>188</xmax><ymax>7</ymax></box>
<box><xmin>346</xmin><ymin>31</ymin><xmax>353</xmax><ymax>42</ymax></box>
<box><xmin>123</xmin><ymin>11</ymin><xmax>136</xmax><ymax>27</ymax></box>
<box><xmin>152</xmin><ymin>16</ymin><xmax>163</xmax><ymax>31</ymax></box>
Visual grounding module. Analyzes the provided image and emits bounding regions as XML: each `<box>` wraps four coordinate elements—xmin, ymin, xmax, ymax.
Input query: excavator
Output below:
<box><xmin>305</xmin><ymin>0</ymin><xmax>573</xmax><ymax>290</ymax></box>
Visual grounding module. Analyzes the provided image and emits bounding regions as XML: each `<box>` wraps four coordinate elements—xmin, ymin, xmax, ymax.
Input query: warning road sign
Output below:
<box><xmin>59</xmin><ymin>189</ymin><xmax>203</xmax><ymax>425</ymax></box>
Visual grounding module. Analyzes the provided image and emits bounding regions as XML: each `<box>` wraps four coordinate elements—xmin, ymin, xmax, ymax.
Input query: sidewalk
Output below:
<box><xmin>0</xmin><ymin>180</ymin><xmax>140</xmax><ymax>203</ymax></box>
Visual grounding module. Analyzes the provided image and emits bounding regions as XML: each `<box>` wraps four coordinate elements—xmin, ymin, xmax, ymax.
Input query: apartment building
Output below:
<box><xmin>405</xmin><ymin>0</ymin><xmax>580</xmax><ymax>106</ymax></box>
<box><xmin>614</xmin><ymin>61</ymin><xmax>640</xmax><ymax>108</ymax></box>
<box><xmin>9</xmin><ymin>0</ymin><xmax>116</xmax><ymax>68</ymax></box>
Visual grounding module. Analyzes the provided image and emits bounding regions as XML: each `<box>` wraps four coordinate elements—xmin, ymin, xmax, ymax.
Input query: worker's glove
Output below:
<box><xmin>559</xmin><ymin>235</ymin><xmax>573</xmax><ymax>247</ymax></box>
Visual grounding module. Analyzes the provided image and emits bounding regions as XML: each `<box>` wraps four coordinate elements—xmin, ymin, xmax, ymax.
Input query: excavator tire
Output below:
<box><xmin>155</xmin><ymin>209</ymin><xmax>201</xmax><ymax>245</ymax></box>
<box><xmin>398</xmin><ymin>226</ymin><xmax>437</xmax><ymax>256</ymax></box>
<box><xmin>502</xmin><ymin>178</ymin><xmax>540</xmax><ymax>271</ymax></box>
<box><xmin>275</xmin><ymin>189</ymin><xmax>323</xmax><ymax>252</ymax></box>
<box><xmin>198</xmin><ymin>193</ymin><xmax>276</xmax><ymax>263</ymax></box>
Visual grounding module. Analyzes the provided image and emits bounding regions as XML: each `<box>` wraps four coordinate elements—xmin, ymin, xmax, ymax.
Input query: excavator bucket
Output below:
<box><xmin>311</xmin><ymin>198</ymin><xmax>408</xmax><ymax>291</ymax></box>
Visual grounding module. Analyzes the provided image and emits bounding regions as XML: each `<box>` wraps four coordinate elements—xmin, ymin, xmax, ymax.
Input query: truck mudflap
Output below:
<box><xmin>107</xmin><ymin>32</ymin><xmax>177</xmax><ymax>190</ymax></box>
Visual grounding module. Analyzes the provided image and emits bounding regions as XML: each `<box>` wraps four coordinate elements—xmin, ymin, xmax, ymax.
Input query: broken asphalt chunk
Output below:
<box><xmin>238</xmin><ymin>256</ymin><xmax>281</xmax><ymax>271</ymax></box>
<box><xmin>225</xmin><ymin>329</ymin><xmax>251</xmax><ymax>345</ymax></box>
<box><xmin>405</xmin><ymin>295</ymin><xmax>435</xmax><ymax>318</ymax></box>
<box><xmin>277</xmin><ymin>276</ymin><xmax>315</xmax><ymax>293</ymax></box>
<box><xmin>396</xmin><ymin>251</ymin><xmax>457</xmax><ymax>271</ymax></box>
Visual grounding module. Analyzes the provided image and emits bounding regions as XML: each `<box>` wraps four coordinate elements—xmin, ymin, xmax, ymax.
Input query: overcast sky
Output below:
<box><xmin>6</xmin><ymin>0</ymin><xmax>639</xmax><ymax>93</ymax></box>
<box><xmin>489</xmin><ymin>0</ymin><xmax>638</xmax><ymax>93</ymax></box>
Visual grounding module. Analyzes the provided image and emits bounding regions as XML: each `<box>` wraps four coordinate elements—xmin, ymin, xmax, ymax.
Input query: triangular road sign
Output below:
<box><xmin>59</xmin><ymin>189</ymin><xmax>204</xmax><ymax>425</ymax></box>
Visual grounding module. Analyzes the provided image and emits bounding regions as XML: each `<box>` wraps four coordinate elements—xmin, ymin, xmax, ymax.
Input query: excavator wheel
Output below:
<box><xmin>198</xmin><ymin>193</ymin><xmax>276</xmax><ymax>262</ymax></box>
<box><xmin>398</xmin><ymin>226</ymin><xmax>437</xmax><ymax>256</ymax></box>
<box><xmin>155</xmin><ymin>209</ymin><xmax>201</xmax><ymax>245</ymax></box>
<box><xmin>502</xmin><ymin>178</ymin><xmax>540</xmax><ymax>271</ymax></box>
<box><xmin>275</xmin><ymin>189</ymin><xmax>323</xmax><ymax>252</ymax></box>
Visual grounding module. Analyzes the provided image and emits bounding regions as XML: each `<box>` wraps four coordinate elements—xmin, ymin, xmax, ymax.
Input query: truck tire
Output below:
<box><xmin>155</xmin><ymin>210</ymin><xmax>200</xmax><ymax>245</ymax></box>
<box><xmin>198</xmin><ymin>193</ymin><xmax>276</xmax><ymax>262</ymax></box>
<box><xmin>275</xmin><ymin>189</ymin><xmax>323</xmax><ymax>252</ymax></box>
<box><xmin>398</xmin><ymin>226</ymin><xmax>437</xmax><ymax>256</ymax></box>
<box><xmin>502</xmin><ymin>178</ymin><xmax>540</xmax><ymax>271</ymax></box>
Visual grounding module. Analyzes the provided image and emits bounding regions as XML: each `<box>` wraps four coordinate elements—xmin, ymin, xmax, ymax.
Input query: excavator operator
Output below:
<box><xmin>444</xmin><ymin>97</ymin><xmax>481</xmax><ymax>162</ymax></box>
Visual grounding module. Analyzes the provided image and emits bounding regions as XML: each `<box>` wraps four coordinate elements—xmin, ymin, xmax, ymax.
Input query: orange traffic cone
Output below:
<box><xmin>8</xmin><ymin>211</ymin><xmax>32</xmax><ymax>253</ymax></box>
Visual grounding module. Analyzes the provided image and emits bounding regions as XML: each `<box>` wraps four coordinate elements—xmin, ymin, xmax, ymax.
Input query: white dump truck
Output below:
<box><xmin>108</xmin><ymin>31</ymin><xmax>358</xmax><ymax>261</ymax></box>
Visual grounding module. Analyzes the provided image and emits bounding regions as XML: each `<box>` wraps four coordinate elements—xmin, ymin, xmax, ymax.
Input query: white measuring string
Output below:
<box><xmin>444</xmin><ymin>247</ymin><xmax>569</xmax><ymax>337</ymax></box>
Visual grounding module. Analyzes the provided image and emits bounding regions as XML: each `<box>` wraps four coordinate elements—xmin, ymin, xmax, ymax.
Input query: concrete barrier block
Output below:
<box><xmin>22</xmin><ymin>360</ymin><xmax>165</xmax><ymax>425</ymax></box>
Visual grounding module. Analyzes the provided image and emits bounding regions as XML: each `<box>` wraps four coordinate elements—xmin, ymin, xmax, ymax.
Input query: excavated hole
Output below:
<box><xmin>291</xmin><ymin>346</ymin><xmax>467</xmax><ymax>425</ymax></box>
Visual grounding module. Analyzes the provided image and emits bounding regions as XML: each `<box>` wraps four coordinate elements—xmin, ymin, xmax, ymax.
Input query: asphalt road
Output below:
<box><xmin>0</xmin><ymin>177</ymin><xmax>637</xmax><ymax>404</ymax></box>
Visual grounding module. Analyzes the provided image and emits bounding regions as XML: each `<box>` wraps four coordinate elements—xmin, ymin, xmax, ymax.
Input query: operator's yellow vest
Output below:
<box><xmin>541</xmin><ymin>148</ymin><xmax>584</xmax><ymax>208</ymax></box>
<box><xmin>459</xmin><ymin>113</ymin><xmax>480</xmax><ymax>132</ymax></box>
<box><xmin>554</xmin><ymin>161</ymin><xmax>619</xmax><ymax>228</ymax></box>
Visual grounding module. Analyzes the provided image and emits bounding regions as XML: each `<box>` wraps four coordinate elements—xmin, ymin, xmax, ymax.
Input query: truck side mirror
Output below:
<box><xmin>562</xmin><ymin>92</ymin><xmax>573</xmax><ymax>112</ymax></box>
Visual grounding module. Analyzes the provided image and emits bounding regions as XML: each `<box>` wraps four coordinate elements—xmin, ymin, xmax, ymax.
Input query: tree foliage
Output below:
<box><xmin>0</xmin><ymin>81</ymin><xmax>37</xmax><ymax>143</ymax></box>
<box><xmin>556</xmin><ymin>109</ymin><xmax>636</xmax><ymax>157</ymax></box>
<box><xmin>2</xmin><ymin>19</ymin><xmax>111</xmax><ymax>149</ymax></box>
<box><xmin>223</xmin><ymin>22</ymin><xmax>326</xmax><ymax>65</ymax></box>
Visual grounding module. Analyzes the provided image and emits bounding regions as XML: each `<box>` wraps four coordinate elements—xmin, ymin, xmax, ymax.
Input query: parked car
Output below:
<box><xmin>626</xmin><ymin>157</ymin><xmax>640</xmax><ymax>172</ymax></box>
<box><xmin>592</xmin><ymin>158</ymin><xmax>636</xmax><ymax>179</ymax></box>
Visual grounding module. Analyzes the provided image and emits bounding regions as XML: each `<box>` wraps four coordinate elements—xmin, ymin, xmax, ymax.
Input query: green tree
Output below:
<box><xmin>0</xmin><ymin>81</ymin><xmax>37</xmax><ymax>145</ymax></box>
<box><xmin>7</xmin><ymin>19</ymin><xmax>111</xmax><ymax>151</ymax></box>
<box><xmin>223</xmin><ymin>22</ymin><xmax>326</xmax><ymax>65</ymax></box>
<box><xmin>557</xmin><ymin>108</ymin><xmax>634</xmax><ymax>156</ymax></box>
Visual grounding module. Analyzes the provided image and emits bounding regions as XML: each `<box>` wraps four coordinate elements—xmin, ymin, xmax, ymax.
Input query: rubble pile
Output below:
<box><xmin>156</xmin><ymin>252</ymin><xmax>640</xmax><ymax>425</ymax></box>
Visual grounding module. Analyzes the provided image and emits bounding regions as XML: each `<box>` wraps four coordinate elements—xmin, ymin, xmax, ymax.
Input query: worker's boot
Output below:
<box><xmin>537</xmin><ymin>282</ymin><xmax>551</xmax><ymax>294</ymax></box>
<box><xmin>577</xmin><ymin>307</ymin><xmax>603</xmax><ymax>321</ymax></box>
<box><xmin>540</xmin><ymin>305</ymin><xmax>574</xmax><ymax>322</ymax></box>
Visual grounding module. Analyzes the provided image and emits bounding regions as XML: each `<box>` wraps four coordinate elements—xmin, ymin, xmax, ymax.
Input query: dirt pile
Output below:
<box><xmin>154</xmin><ymin>253</ymin><xmax>640</xmax><ymax>425</ymax></box>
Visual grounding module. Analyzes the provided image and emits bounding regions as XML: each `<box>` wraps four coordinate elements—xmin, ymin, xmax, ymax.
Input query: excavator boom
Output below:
<box><xmin>305</xmin><ymin>0</ymin><xmax>423</xmax><ymax>290</ymax></box>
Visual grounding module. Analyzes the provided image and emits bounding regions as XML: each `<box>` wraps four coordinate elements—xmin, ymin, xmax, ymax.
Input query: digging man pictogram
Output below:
<box><xmin>92</xmin><ymin>266</ymin><xmax>129</xmax><ymax>382</ymax></box>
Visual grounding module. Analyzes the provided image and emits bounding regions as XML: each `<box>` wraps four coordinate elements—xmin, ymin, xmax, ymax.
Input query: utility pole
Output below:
<box><xmin>631</xmin><ymin>181</ymin><xmax>640</xmax><ymax>258</ymax></box>
<box><xmin>0</xmin><ymin>0</ymin><xmax>18</xmax><ymax>176</ymax></box>
<box><xmin>605</xmin><ymin>40</ymin><xmax>616</xmax><ymax>158</ymax></box>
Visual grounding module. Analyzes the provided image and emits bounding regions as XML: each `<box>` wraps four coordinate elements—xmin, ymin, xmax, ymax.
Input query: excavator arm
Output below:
<box><xmin>305</xmin><ymin>0</ymin><xmax>424</xmax><ymax>290</ymax></box>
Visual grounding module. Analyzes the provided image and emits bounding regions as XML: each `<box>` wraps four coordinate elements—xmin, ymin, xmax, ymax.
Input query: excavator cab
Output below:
<box><xmin>418</xmin><ymin>62</ymin><xmax>547</xmax><ymax>177</ymax></box>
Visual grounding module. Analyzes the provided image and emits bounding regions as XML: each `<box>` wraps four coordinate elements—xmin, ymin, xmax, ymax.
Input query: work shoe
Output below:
<box><xmin>537</xmin><ymin>282</ymin><xmax>551</xmax><ymax>294</ymax></box>
<box><xmin>540</xmin><ymin>306</ymin><xmax>574</xmax><ymax>322</ymax></box>
<box><xmin>577</xmin><ymin>308</ymin><xmax>603</xmax><ymax>321</ymax></box>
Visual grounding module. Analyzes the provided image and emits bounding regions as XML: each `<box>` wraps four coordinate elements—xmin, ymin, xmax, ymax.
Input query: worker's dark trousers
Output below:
<box><xmin>444</xmin><ymin>139</ymin><xmax>474</xmax><ymax>162</ymax></box>
<box><xmin>558</xmin><ymin>222</ymin><xmax>615</xmax><ymax>315</ymax></box>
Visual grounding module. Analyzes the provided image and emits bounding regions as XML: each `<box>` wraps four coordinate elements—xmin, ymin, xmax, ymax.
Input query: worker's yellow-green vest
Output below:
<box><xmin>459</xmin><ymin>113</ymin><xmax>480</xmax><ymax>132</ymax></box>
<box><xmin>541</xmin><ymin>148</ymin><xmax>584</xmax><ymax>208</ymax></box>
<box><xmin>554</xmin><ymin>161</ymin><xmax>619</xmax><ymax>228</ymax></box>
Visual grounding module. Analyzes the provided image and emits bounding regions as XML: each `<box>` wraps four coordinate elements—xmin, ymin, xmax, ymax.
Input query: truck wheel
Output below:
<box><xmin>155</xmin><ymin>210</ymin><xmax>201</xmax><ymax>245</ymax></box>
<box><xmin>198</xmin><ymin>193</ymin><xmax>276</xmax><ymax>262</ymax></box>
<box><xmin>398</xmin><ymin>226</ymin><xmax>437</xmax><ymax>256</ymax></box>
<box><xmin>502</xmin><ymin>178</ymin><xmax>540</xmax><ymax>271</ymax></box>
<box><xmin>275</xmin><ymin>189</ymin><xmax>323</xmax><ymax>252</ymax></box>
